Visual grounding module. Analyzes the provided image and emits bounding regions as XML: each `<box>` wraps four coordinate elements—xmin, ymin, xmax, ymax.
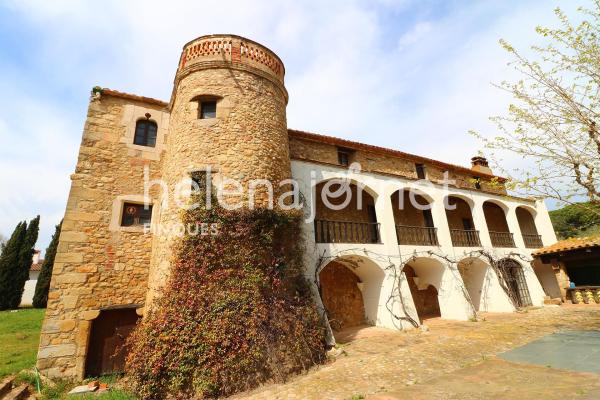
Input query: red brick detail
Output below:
<box><xmin>231</xmin><ymin>44</ymin><xmax>241</xmax><ymax>62</ymax></box>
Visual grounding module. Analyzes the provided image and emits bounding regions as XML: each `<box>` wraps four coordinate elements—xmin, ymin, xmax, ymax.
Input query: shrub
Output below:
<box><xmin>125</xmin><ymin>201</ymin><xmax>326</xmax><ymax>399</ymax></box>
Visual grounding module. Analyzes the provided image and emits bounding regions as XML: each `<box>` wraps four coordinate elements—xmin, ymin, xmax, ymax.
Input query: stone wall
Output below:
<box><xmin>314</xmin><ymin>182</ymin><xmax>375</xmax><ymax>223</ymax></box>
<box><xmin>288</xmin><ymin>134</ymin><xmax>507</xmax><ymax>195</ymax></box>
<box><xmin>445</xmin><ymin>197</ymin><xmax>474</xmax><ymax>230</ymax></box>
<box><xmin>146</xmin><ymin>35</ymin><xmax>291</xmax><ymax>305</ymax></box>
<box><xmin>483</xmin><ymin>202</ymin><xmax>510</xmax><ymax>232</ymax></box>
<box><xmin>391</xmin><ymin>191</ymin><xmax>428</xmax><ymax>227</ymax></box>
<box><xmin>37</xmin><ymin>94</ymin><xmax>168</xmax><ymax>378</ymax></box>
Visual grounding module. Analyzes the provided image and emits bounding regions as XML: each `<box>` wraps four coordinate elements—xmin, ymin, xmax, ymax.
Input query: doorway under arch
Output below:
<box><xmin>403</xmin><ymin>257</ymin><xmax>444</xmax><ymax>322</ymax></box>
<box><xmin>318</xmin><ymin>255</ymin><xmax>385</xmax><ymax>330</ymax></box>
<box><xmin>497</xmin><ymin>258</ymin><xmax>533</xmax><ymax>308</ymax></box>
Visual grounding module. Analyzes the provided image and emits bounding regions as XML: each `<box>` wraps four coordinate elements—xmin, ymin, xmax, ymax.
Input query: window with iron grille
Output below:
<box><xmin>133</xmin><ymin>119</ymin><xmax>158</xmax><ymax>147</ymax></box>
<box><xmin>121</xmin><ymin>203</ymin><xmax>153</xmax><ymax>227</ymax></box>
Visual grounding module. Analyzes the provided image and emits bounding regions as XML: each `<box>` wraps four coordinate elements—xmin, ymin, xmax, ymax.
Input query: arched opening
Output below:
<box><xmin>85</xmin><ymin>308</ymin><xmax>140</xmax><ymax>377</ymax></box>
<box><xmin>391</xmin><ymin>189</ymin><xmax>438</xmax><ymax>246</ymax></box>
<box><xmin>458</xmin><ymin>257</ymin><xmax>517</xmax><ymax>313</ymax></box>
<box><xmin>319</xmin><ymin>255</ymin><xmax>385</xmax><ymax>331</ymax></box>
<box><xmin>516</xmin><ymin>206</ymin><xmax>543</xmax><ymax>248</ymax></box>
<box><xmin>483</xmin><ymin>201</ymin><xmax>515</xmax><ymax>247</ymax></box>
<box><xmin>458</xmin><ymin>258</ymin><xmax>487</xmax><ymax>311</ymax></box>
<box><xmin>496</xmin><ymin>259</ymin><xmax>533</xmax><ymax>308</ymax></box>
<box><xmin>403</xmin><ymin>257</ymin><xmax>444</xmax><ymax>322</ymax></box>
<box><xmin>314</xmin><ymin>180</ymin><xmax>379</xmax><ymax>243</ymax></box>
<box><xmin>445</xmin><ymin>196</ymin><xmax>481</xmax><ymax>247</ymax></box>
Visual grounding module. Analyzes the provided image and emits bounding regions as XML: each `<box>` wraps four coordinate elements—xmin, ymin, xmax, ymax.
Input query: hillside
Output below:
<box><xmin>549</xmin><ymin>202</ymin><xmax>600</xmax><ymax>240</ymax></box>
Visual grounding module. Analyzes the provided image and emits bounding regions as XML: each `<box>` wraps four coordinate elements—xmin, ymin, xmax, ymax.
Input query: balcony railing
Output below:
<box><xmin>450</xmin><ymin>229</ymin><xmax>482</xmax><ymax>247</ymax></box>
<box><xmin>489</xmin><ymin>231</ymin><xmax>516</xmax><ymax>248</ymax></box>
<box><xmin>396</xmin><ymin>225</ymin><xmax>439</xmax><ymax>246</ymax></box>
<box><xmin>314</xmin><ymin>219</ymin><xmax>381</xmax><ymax>244</ymax></box>
<box><xmin>522</xmin><ymin>234</ymin><xmax>543</xmax><ymax>248</ymax></box>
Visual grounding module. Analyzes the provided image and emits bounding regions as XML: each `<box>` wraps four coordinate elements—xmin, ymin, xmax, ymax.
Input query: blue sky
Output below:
<box><xmin>0</xmin><ymin>0</ymin><xmax>588</xmax><ymax>251</ymax></box>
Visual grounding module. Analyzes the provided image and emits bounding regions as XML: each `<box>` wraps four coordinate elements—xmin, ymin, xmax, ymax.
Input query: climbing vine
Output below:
<box><xmin>125</xmin><ymin>198</ymin><xmax>327</xmax><ymax>399</ymax></box>
<box><xmin>312</xmin><ymin>246</ymin><xmax>533</xmax><ymax>336</ymax></box>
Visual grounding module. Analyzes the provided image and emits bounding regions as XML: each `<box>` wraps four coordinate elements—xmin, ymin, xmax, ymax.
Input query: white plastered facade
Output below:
<box><xmin>291</xmin><ymin>160</ymin><xmax>557</xmax><ymax>331</ymax></box>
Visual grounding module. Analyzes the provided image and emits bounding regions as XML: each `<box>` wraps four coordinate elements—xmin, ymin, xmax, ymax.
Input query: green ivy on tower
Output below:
<box><xmin>125</xmin><ymin>195</ymin><xmax>326</xmax><ymax>399</ymax></box>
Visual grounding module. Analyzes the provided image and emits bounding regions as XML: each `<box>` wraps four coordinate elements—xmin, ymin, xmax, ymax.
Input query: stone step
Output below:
<box><xmin>0</xmin><ymin>376</ymin><xmax>14</xmax><ymax>398</ymax></box>
<box><xmin>543</xmin><ymin>298</ymin><xmax>562</xmax><ymax>305</ymax></box>
<box><xmin>3</xmin><ymin>384</ymin><xmax>29</xmax><ymax>400</ymax></box>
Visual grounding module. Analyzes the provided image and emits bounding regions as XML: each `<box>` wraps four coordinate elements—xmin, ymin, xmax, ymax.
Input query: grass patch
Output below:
<box><xmin>0</xmin><ymin>308</ymin><xmax>45</xmax><ymax>378</ymax></box>
<box><xmin>39</xmin><ymin>377</ymin><xmax>137</xmax><ymax>400</ymax></box>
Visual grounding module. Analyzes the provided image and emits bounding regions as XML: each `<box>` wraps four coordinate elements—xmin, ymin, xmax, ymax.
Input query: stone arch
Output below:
<box><xmin>445</xmin><ymin>195</ymin><xmax>480</xmax><ymax>246</ymax></box>
<box><xmin>496</xmin><ymin>258</ymin><xmax>533</xmax><ymax>308</ymax></box>
<box><xmin>482</xmin><ymin>200</ymin><xmax>510</xmax><ymax>232</ymax></box>
<box><xmin>444</xmin><ymin>193</ymin><xmax>475</xmax><ymax>210</ymax></box>
<box><xmin>319</xmin><ymin>255</ymin><xmax>385</xmax><ymax>330</ymax></box>
<box><xmin>314</xmin><ymin>178</ymin><xmax>380</xmax><ymax>243</ymax></box>
<box><xmin>391</xmin><ymin>188</ymin><xmax>437</xmax><ymax>245</ymax></box>
<box><xmin>403</xmin><ymin>257</ymin><xmax>444</xmax><ymax>322</ymax></box>
<box><xmin>483</xmin><ymin>200</ymin><xmax>515</xmax><ymax>247</ymax></box>
<box><xmin>516</xmin><ymin>206</ymin><xmax>542</xmax><ymax>248</ymax></box>
<box><xmin>458</xmin><ymin>257</ymin><xmax>492</xmax><ymax>311</ymax></box>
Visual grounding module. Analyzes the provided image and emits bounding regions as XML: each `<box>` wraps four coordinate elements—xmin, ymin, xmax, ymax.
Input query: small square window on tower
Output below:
<box><xmin>199</xmin><ymin>100</ymin><xmax>217</xmax><ymax>119</ymax></box>
<box><xmin>415</xmin><ymin>163</ymin><xmax>426</xmax><ymax>179</ymax></box>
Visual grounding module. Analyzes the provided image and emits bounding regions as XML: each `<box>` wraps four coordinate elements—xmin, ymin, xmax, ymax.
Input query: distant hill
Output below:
<box><xmin>549</xmin><ymin>202</ymin><xmax>600</xmax><ymax>240</ymax></box>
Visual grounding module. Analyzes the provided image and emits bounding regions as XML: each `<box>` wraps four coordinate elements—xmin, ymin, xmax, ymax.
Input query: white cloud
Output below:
<box><xmin>397</xmin><ymin>21</ymin><xmax>432</xmax><ymax>50</ymax></box>
<box><xmin>0</xmin><ymin>0</ymin><xmax>591</xmax><ymax>249</ymax></box>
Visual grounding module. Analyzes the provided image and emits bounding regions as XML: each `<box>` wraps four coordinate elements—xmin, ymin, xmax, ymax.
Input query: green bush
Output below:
<box><xmin>125</xmin><ymin>202</ymin><xmax>326</xmax><ymax>399</ymax></box>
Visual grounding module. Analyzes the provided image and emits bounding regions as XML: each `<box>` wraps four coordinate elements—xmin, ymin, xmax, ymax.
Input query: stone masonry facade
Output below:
<box><xmin>37</xmin><ymin>34</ymin><xmax>545</xmax><ymax>379</ymax></box>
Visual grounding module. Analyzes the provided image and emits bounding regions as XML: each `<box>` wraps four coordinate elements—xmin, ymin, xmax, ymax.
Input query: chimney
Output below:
<box><xmin>471</xmin><ymin>156</ymin><xmax>492</xmax><ymax>175</ymax></box>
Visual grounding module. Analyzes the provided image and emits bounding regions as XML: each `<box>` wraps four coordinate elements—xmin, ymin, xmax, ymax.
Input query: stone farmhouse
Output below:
<box><xmin>37</xmin><ymin>34</ymin><xmax>557</xmax><ymax>379</ymax></box>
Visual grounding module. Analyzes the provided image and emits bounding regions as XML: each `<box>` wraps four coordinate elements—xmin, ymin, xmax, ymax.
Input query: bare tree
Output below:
<box><xmin>472</xmin><ymin>2</ymin><xmax>600</xmax><ymax>213</ymax></box>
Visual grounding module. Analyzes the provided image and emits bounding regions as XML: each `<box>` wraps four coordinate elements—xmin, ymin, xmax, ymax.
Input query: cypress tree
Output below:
<box><xmin>11</xmin><ymin>216</ymin><xmax>41</xmax><ymax>309</ymax></box>
<box><xmin>0</xmin><ymin>221</ymin><xmax>27</xmax><ymax>310</ymax></box>
<box><xmin>33</xmin><ymin>221</ymin><xmax>62</xmax><ymax>308</ymax></box>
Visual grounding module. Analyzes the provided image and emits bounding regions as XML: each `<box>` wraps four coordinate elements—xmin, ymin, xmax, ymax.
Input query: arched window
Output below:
<box><xmin>134</xmin><ymin>118</ymin><xmax>157</xmax><ymax>147</ymax></box>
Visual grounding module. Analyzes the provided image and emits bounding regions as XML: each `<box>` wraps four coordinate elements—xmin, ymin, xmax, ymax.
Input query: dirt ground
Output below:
<box><xmin>232</xmin><ymin>305</ymin><xmax>600</xmax><ymax>400</ymax></box>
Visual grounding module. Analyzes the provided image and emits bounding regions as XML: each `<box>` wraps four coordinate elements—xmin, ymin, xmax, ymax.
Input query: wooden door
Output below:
<box><xmin>85</xmin><ymin>309</ymin><xmax>140</xmax><ymax>377</ymax></box>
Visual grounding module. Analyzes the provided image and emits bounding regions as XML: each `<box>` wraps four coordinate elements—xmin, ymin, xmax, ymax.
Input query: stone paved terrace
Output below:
<box><xmin>232</xmin><ymin>305</ymin><xmax>600</xmax><ymax>400</ymax></box>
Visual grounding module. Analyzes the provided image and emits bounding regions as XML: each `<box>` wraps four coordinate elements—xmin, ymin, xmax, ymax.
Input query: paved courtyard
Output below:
<box><xmin>232</xmin><ymin>305</ymin><xmax>600</xmax><ymax>400</ymax></box>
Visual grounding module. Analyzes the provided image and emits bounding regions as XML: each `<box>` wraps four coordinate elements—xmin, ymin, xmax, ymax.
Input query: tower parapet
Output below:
<box><xmin>174</xmin><ymin>34</ymin><xmax>287</xmax><ymax>103</ymax></box>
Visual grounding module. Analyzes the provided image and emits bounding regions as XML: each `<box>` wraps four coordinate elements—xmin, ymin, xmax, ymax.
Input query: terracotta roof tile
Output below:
<box><xmin>100</xmin><ymin>88</ymin><xmax>169</xmax><ymax>108</ymax></box>
<box><xmin>533</xmin><ymin>234</ymin><xmax>600</xmax><ymax>256</ymax></box>
<box><xmin>30</xmin><ymin>261</ymin><xmax>44</xmax><ymax>272</ymax></box>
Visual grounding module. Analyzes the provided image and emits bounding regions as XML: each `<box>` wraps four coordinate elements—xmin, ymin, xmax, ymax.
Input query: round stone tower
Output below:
<box><xmin>147</xmin><ymin>34</ymin><xmax>291</xmax><ymax>303</ymax></box>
